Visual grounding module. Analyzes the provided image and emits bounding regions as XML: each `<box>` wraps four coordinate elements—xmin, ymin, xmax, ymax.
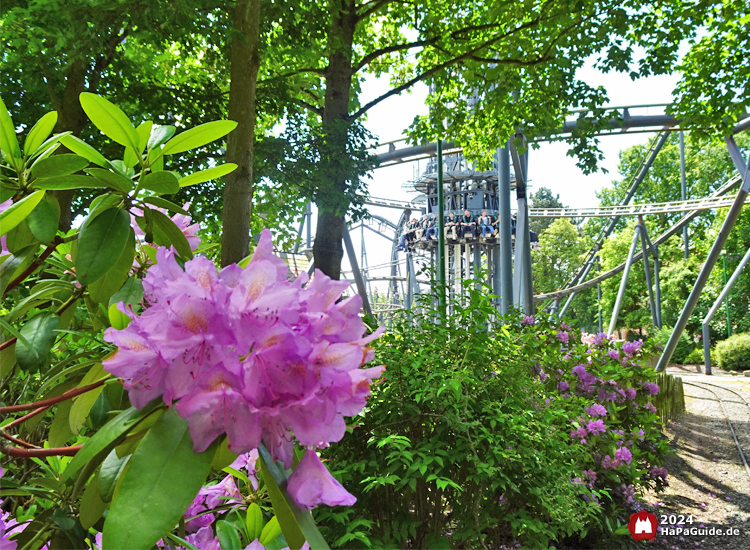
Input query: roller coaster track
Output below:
<box><xmin>529</xmin><ymin>194</ymin><xmax>750</xmax><ymax>218</ymax></box>
<box><xmin>365</xmin><ymin>196</ymin><xmax>419</xmax><ymax>210</ymax></box>
<box><xmin>534</xmin><ymin>174</ymin><xmax>743</xmax><ymax>301</ymax></box>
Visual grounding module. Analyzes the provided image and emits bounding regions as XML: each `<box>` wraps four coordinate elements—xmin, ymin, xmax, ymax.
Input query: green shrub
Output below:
<box><xmin>316</xmin><ymin>282</ymin><xmax>670</xmax><ymax>549</ymax></box>
<box><xmin>651</xmin><ymin>326</ymin><xmax>693</xmax><ymax>364</ymax></box>
<box><xmin>684</xmin><ymin>347</ymin><xmax>714</xmax><ymax>365</ymax></box>
<box><xmin>715</xmin><ymin>333</ymin><xmax>750</xmax><ymax>371</ymax></box>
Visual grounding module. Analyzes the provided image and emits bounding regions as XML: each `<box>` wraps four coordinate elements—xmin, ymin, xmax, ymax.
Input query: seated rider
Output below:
<box><xmin>460</xmin><ymin>209</ymin><xmax>476</xmax><ymax>239</ymax></box>
<box><xmin>445</xmin><ymin>211</ymin><xmax>458</xmax><ymax>240</ymax></box>
<box><xmin>415</xmin><ymin>214</ymin><xmax>428</xmax><ymax>240</ymax></box>
<box><xmin>478</xmin><ymin>210</ymin><xmax>493</xmax><ymax>238</ymax></box>
<box><xmin>424</xmin><ymin>215</ymin><xmax>438</xmax><ymax>240</ymax></box>
<box><xmin>398</xmin><ymin>217</ymin><xmax>418</xmax><ymax>250</ymax></box>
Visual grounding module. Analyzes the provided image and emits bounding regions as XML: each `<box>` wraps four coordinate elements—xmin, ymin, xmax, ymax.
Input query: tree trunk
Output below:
<box><xmin>51</xmin><ymin>58</ymin><xmax>89</xmax><ymax>231</ymax></box>
<box><xmin>220</xmin><ymin>0</ymin><xmax>262</xmax><ymax>267</ymax></box>
<box><xmin>313</xmin><ymin>0</ymin><xmax>356</xmax><ymax>280</ymax></box>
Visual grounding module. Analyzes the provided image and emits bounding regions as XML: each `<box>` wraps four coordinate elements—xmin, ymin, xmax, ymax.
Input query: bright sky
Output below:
<box><xmin>312</xmin><ymin>60</ymin><xmax>683</xmax><ymax>298</ymax></box>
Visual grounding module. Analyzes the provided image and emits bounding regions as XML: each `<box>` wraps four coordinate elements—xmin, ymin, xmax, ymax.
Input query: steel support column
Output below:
<box><xmin>638</xmin><ymin>216</ymin><xmax>658</xmax><ymax>328</ymax></box>
<box><xmin>656</xmin><ymin>136</ymin><xmax>750</xmax><ymax>371</ymax></box>
<box><xmin>608</xmin><ymin>225</ymin><xmax>642</xmax><ymax>336</ymax></box>
<box><xmin>437</xmin><ymin>141</ymin><xmax>446</xmax><ymax>312</ymax></box>
<box><xmin>680</xmin><ymin>132</ymin><xmax>689</xmax><ymax>258</ymax></box>
<box><xmin>497</xmin><ymin>144</ymin><xmax>514</xmax><ymax>314</ymax></box>
<box><xmin>702</xmin><ymin>246</ymin><xmax>750</xmax><ymax>375</ymax></box>
<box><xmin>343</xmin><ymin>226</ymin><xmax>373</xmax><ymax>318</ymax></box>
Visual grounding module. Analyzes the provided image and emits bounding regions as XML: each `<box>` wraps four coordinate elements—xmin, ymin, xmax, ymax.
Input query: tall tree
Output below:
<box><xmin>268</xmin><ymin>0</ymin><xmax>746</xmax><ymax>280</ymax></box>
<box><xmin>221</xmin><ymin>0</ymin><xmax>262</xmax><ymax>266</ymax></box>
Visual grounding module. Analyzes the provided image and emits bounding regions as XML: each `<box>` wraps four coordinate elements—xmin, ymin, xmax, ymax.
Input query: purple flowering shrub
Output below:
<box><xmin>315</xmin><ymin>295</ymin><xmax>673</xmax><ymax>549</ymax></box>
<box><xmin>518</xmin><ymin>313</ymin><xmax>672</xmax><ymax>535</ymax></box>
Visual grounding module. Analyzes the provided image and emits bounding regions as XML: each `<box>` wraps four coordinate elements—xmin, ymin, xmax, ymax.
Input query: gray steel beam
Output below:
<box><xmin>639</xmin><ymin>217</ymin><xmax>657</xmax><ymax>328</ymax></box>
<box><xmin>497</xmin><ymin>144</ymin><xmax>513</xmax><ymax>313</ymax></box>
<box><xmin>536</xmin><ymin>173</ymin><xmax>742</xmax><ymax>301</ymax></box>
<box><xmin>656</xmin><ymin>136</ymin><xmax>750</xmax><ymax>371</ymax></box>
<box><xmin>680</xmin><ymin>132</ymin><xmax>689</xmax><ymax>258</ymax></box>
<box><xmin>608</xmin><ymin>225</ymin><xmax>642</xmax><ymax>336</ymax></box>
<box><xmin>702</xmin><ymin>246</ymin><xmax>750</xmax><ymax>375</ymax></box>
<box><xmin>567</xmin><ymin>131</ymin><xmax>670</xmax><ymax>291</ymax></box>
<box><xmin>343</xmin><ymin>225</ymin><xmax>373</xmax><ymax>318</ymax></box>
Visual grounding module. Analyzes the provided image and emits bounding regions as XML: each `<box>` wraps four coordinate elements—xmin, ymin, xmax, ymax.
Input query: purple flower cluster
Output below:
<box><xmin>104</xmin><ymin>230</ymin><xmax>385</xmax><ymax>508</ymax></box>
<box><xmin>643</xmin><ymin>382</ymin><xmax>660</xmax><ymax>396</ymax></box>
<box><xmin>556</xmin><ymin>331</ymin><xmax>570</xmax><ymax>344</ymax></box>
<box><xmin>622</xmin><ymin>339</ymin><xmax>643</xmax><ymax>356</ymax></box>
<box><xmin>521</xmin><ymin>314</ymin><xmax>535</xmax><ymax>326</ymax></box>
<box><xmin>586</xmin><ymin>404</ymin><xmax>607</xmax><ymax>417</ymax></box>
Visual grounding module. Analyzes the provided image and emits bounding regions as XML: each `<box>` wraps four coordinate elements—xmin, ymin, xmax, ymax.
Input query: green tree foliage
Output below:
<box><xmin>529</xmin><ymin>186</ymin><xmax>565</xmax><ymax>234</ymax></box>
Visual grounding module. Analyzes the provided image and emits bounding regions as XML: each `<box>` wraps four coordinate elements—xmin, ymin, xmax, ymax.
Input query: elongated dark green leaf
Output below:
<box><xmin>150</xmin><ymin>209</ymin><xmax>192</xmax><ymax>259</ymax></box>
<box><xmin>179</xmin><ymin>163</ymin><xmax>237</xmax><ymax>187</ymax></box>
<box><xmin>124</xmin><ymin>121</ymin><xmax>152</xmax><ymax>168</ymax></box>
<box><xmin>80</xmin><ymin>93</ymin><xmax>140</xmax><ymax>153</ymax></box>
<box><xmin>80</xmin><ymin>471</ymin><xmax>108</xmax><ymax>529</ymax></box>
<box><xmin>33</xmin><ymin>175</ymin><xmax>106</xmax><ymax>190</ymax></box>
<box><xmin>16</xmin><ymin>311</ymin><xmax>59</xmax><ymax>371</ymax></box>
<box><xmin>76</xmin><ymin>208</ymin><xmax>130</xmax><ymax>285</ymax></box>
<box><xmin>0</xmin><ymin>190</ymin><xmax>45</xmax><ymax>237</ymax></box>
<box><xmin>103</xmin><ymin>408</ymin><xmax>216</xmax><ymax>550</ymax></box>
<box><xmin>141</xmin><ymin>196</ymin><xmax>189</xmax><ymax>215</ymax></box>
<box><xmin>99</xmin><ymin>450</ymin><xmax>130</xmax><ymax>503</ymax></box>
<box><xmin>30</xmin><ymin>154</ymin><xmax>88</xmax><ymax>179</ymax></box>
<box><xmin>5</xmin><ymin>221</ymin><xmax>37</xmax><ymax>254</ymax></box>
<box><xmin>246</xmin><ymin>503</ymin><xmax>265</xmax><ymax>541</ymax></box>
<box><xmin>85</xmin><ymin>168</ymin><xmax>133</xmax><ymax>194</ymax></box>
<box><xmin>26</xmin><ymin>196</ymin><xmax>60</xmax><ymax>243</ymax></box>
<box><xmin>109</xmin><ymin>277</ymin><xmax>143</xmax><ymax>308</ymax></box>
<box><xmin>59</xmin><ymin>135</ymin><xmax>109</xmax><ymax>167</ymax></box>
<box><xmin>24</xmin><ymin>112</ymin><xmax>58</xmax><ymax>157</ymax></box>
<box><xmin>259</xmin><ymin>446</ymin><xmax>330</xmax><ymax>550</ymax></box>
<box><xmin>63</xmin><ymin>400</ymin><xmax>164</xmax><ymax>482</ymax></box>
<box><xmin>147</xmin><ymin>125</ymin><xmax>175</xmax><ymax>151</ymax></box>
<box><xmin>140</xmin><ymin>171</ymin><xmax>179</xmax><ymax>195</ymax></box>
<box><xmin>0</xmin><ymin>245</ymin><xmax>37</xmax><ymax>295</ymax></box>
<box><xmin>0</xmin><ymin>97</ymin><xmax>21</xmax><ymax>170</ymax></box>
<box><xmin>162</xmin><ymin>120</ymin><xmax>237</xmax><ymax>156</ymax></box>
<box><xmin>88</xmin><ymin>229</ymin><xmax>135</xmax><ymax>305</ymax></box>
<box><xmin>216</xmin><ymin>520</ymin><xmax>242</xmax><ymax>550</ymax></box>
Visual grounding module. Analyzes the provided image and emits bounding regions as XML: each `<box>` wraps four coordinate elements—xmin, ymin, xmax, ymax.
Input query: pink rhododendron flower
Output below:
<box><xmin>186</xmin><ymin>526</ymin><xmax>220</xmax><ymax>550</ymax></box>
<box><xmin>615</xmin><ymin>446</ymin><xmax>633</xmax><ymax>466</ymax></box>
<box><xmin>586</xmin><ymin>404</ymin><xmax>607</xmax><ymax>417</ymax></box>
<box><xmin>521</xmin><ymin>314</ymin><xmax>534</xmax><ymax>326</ymax></box>
<box><xmin>286</xmin><ymin>450</ymin><xmax>356</xmax><ymax>510</ymax></box>
<box><xmin>586</xmin><ymin>419</ymin><xmax>606</xmax><ymax>435</ymax></box>
<box><xmin>645</xmin><ymin>402</ymin><xmax>657</xmax><ymax>413</ymax></box>
<box><xmin>643</xmin><ymin>382</ymin><xmax>659</xmax><ymax>395</ymax></box>
<box><xmin>607</xmin><ymin>349</ymin><xmax>620</xmax><ymax>361</ymax></box>
<box><xmin>556</xmin><ymin>331</ymin><xmax>569</xmax><ymax>344</ymax></box>
<box><xmin>104</xmin><ymin>229</ymin><xmax>384</xmax><ymax>508</ymax></box>
<box><xmin>622</xmin><ymin>339</ymin><xmax>643</xmax><ymax>356</ymax></box>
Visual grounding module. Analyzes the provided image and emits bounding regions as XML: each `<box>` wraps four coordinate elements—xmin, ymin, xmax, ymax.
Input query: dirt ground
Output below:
<box><xmin>642</xmin><ymin>366</ymin><xmax>750</xmax><ymax>550</ymax></box>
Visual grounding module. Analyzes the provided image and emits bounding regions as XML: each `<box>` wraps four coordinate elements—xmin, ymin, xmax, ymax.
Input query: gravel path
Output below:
<box><xmin>644</xmin><ymin>369</ymin><xmax>750</xmax><ymax>550</ymax></box>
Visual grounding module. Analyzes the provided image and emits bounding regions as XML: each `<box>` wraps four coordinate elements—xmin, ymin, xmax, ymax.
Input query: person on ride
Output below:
<box><xmin>424</xmin><ymin>215</ymin><xmax>438</xmax><ymax>240</ymax></box>
<box><xmin>460</xmin><ymin>209</ymin><xmax>476</xmax><ymax>238</ymax></box>
<box><xmin>445</xmin><ymin>211</ymin><xmax>458</xmax><ymax>240</ymax></box>
<box><xmin>398</xmin><ymin>217</ymin><xmax>418</xmax><ymax>250</ymax></box>
<box><xmin>415</xmin><ymin>214</ymin><xmax>428</xmax><ymax>240</ymax></box>
<box><xmin>478</xmin><ymin>210</ymin><xmax>493</xmax><ymax>238</ymax></box>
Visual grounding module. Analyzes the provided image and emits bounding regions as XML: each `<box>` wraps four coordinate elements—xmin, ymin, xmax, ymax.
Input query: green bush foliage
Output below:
<box><xmin>684</xmin><ymin>347</ymin><xmax>713</xmax><ymax>365</ymax></box>
<box><xmin>651</xmin><ymin>326</ymin><xmax>693</xmax><ymax>364</ymax></box>
<box><xmin>715</xmin><ymin>333</ymin><xmax>750</xmax><ymax>371</ymax></box>
<box><xmin>316</xmin><ymin>284</ymin><xmax>670</xmax><ymax>549</ymax></box>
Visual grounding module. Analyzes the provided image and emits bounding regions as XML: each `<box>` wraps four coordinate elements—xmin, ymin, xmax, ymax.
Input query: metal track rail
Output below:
<box><xmin>682</xmin><ymin>379</ymin><xmax>750</xmax><ymax>482</ymax></box>
<box><xmin>535</xmin><ymin>174</ymin><xmax>743</xmax><ymax>301</ymax></box>
<box><xmin>529</xmin><ymin>195</ymin><xmax>749</xmax><ymax>218</ymax></box>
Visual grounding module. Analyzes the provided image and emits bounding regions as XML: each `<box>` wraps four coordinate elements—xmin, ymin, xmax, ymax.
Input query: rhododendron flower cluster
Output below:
<box><xmin>104</xmin><ymin>230</ymin><xmax>385</xmax><ymax>504</ymax></box>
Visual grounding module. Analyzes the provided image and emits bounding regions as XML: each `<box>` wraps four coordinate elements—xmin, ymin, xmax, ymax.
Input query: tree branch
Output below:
<box><xmin>0</xmin><ymin>380</ymin><xmax>107</xmax><ymax>414</ymax></box>
<box><xmin>3</xmin><ymin>239</ymin><xmax>61</xmax><ymax>297</ymax></box>
<box><xmin>88</xmin><ymin>23</ymin><xmax>130</xmax><ymax>91</ymax></box>
<box><xmin>2</xmin><ymin>445</ymin><xmax>82</xmax><ymax>458</ymax></box>
<box><xmin>37</xmin><ymin>55</ymin><xmax>62</xmax><ymax>112</ymax></box>
<box><xmin>356</xmin><ymin>0</ymin><xmax>395</xmax><ymax>21</ymax></box>
<box><xmin>350</xmin><ymin>3</ymin><xmax>581</xmax><ymax>119</ymax></box>
<box><xmin>292</xmin><ymin>98</ymin><xmax>324</xmax><ymax>116</ymax></box>
<box><xmin>353</xmin><ymin>38</ymin><xmax>435</xmax><ymax>74</ymax></box>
